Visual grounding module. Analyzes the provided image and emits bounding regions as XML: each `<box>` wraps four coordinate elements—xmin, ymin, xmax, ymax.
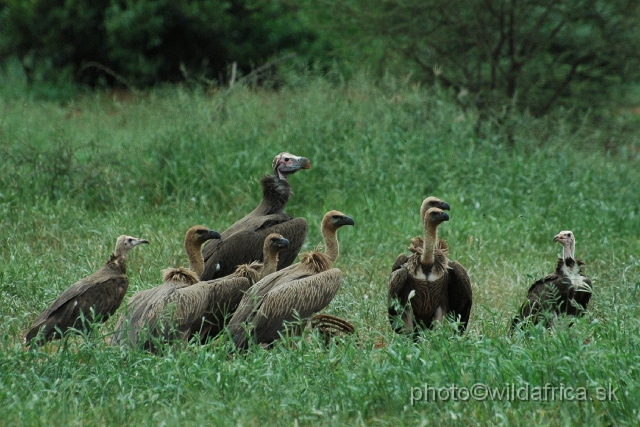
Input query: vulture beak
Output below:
<box><xmin>441</xmin><ymin>212</ymin><xmax>450</xmax><ymax>222</ymax></box>
<box><xmin>277</xmin><ymin>237</ymin><xmax>290</xmax><ymax>248</ymax></box>
<box><xmin>553</xmin><ymin>234</ymin><xmax>561</xmax><ymax>243</ymax></box>
<box><xmin>133</xmin><ymin>238</ymin><xmax>149</xmax><ymax>246</ymax></box>
<box><xmin>440</xmin><ymin>202</ymin><xmax>451</xmax><ymax>211</ymax></box>
<box><xmin>281</xmin><ymin>156</ymin><xmax>311</xmax><ymax>173</ymax></box>
<box><xmin>207</xmin><ymin>230</ymin><xmax>222</xmax><ymax>240</ymax></box>
<box><xmin>340</xmin><ymin>216</ymin><xmax>355</xmax><ymax>227</ymax></box>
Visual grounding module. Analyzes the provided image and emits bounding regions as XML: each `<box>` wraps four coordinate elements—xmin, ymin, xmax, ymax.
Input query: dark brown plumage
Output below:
<box><xmin>25</xmin><ymin>235</ymin><xmax>148</xmax><ymax>346</ymax></box>
<box><xmin>388</xmin><ymin>197</ymin><xmax>472</xmax><ymax>338</ymax></box>
<box><xmin>197</xmin><ymin>233</ymin><xmax>290</xmax><ymax>343</ymax></box>
<box><xmin>228</xmin><ymin>210</ymin><xmax>354</xmax><ymax>351</ymax></box>
<box><xmin>201</xmin><ymin>152</ymin><xmax>311</xmax><ymax>280</ymax></box>
<box><xmin>512</xmin><ymin>230</ymin><xmax>593</xmax><ymax>329</ymax></box>
<box><xmin>109</xmin><ymin>225</ymin><xmax>220</xmax><ymax>349</ymax></box>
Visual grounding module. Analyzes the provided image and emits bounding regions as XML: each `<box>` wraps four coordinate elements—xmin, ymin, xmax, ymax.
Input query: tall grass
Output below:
<box><xmin>1</xmin><ymin>72</ymin><xmax>639</xmax><ymax>426</ymax></box>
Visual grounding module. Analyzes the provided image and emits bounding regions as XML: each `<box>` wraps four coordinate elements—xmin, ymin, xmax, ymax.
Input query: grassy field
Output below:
<box><xmin>1</xmin><ymin>72</ymin><xmax>640</xmax><ymax>426</ymax></box>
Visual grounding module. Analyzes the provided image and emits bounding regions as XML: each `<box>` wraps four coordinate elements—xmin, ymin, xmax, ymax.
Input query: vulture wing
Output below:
<box><xmin>391</xmin><ymin>253</ymin><xmax>409</xmax><ymax>272</ymax></box>
<box><xmin>446</xmin><ymin>261</ymin><xmax>473</xmax><ymax>333</ymax></box>
<box><xmin>241</xmin><ymin>268</ymin><xmax>344</xmax><ymax>347</ymax></box>
<box><xmin>201</xmin><ymin>217</ymin><xmax>308</xmax><ymax>280</ymax></box>
<box><xmin>27</xmin><ymin>266</ymin><xmax>127</xmax><ymax>343</ymax></box>
<box><xmin>387</xmin><ymin>266</ymin><xmax>411</xmax><ymax>334</ymax></box>
<box><xmin>175</xmin><ymin>277</ymin><xmax>252</xmax><ymax>342</ymax></box>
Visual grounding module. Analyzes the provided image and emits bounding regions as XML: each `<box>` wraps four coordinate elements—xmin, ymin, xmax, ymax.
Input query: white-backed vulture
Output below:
<box><xmin>197</xmin><ymin>233</ymin><xmax>291</xmax><ymax>343</ymax></box>
<box><xmin>228</xmin><ymin>210</ymin><xmax>355</xmax><ymax>351</ymax></box>
<box><xmin>109</xmin><ymin>225</ymin><xmax>220</xmax><ymax>349</ymax></box>
<box><xmin>25</xmin><ymin>235</ymin><xmax>148</xmax><ymax>346</ymax></box>
<box><xmin>201</xmin><ymin>152</ymin><xmax>311</xmax><ymax>280</ymax></box>
<box><xmin>388</xmin><ymin>198</ymin><xmax>472</xmax><ymax>338</ymax></box>
<box><xmin>512</xmin><ymin>230</ymin><xmax>593</xmax><ymax>329</ymax></box>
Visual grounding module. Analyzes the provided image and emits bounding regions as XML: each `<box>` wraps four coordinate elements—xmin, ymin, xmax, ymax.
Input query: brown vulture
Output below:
<box><xmin>512</xmin><ymin>230</ymin><xmax>593</xmax><ymax>329</ymax></box>
<box><xmin>200</xmin><ymin>152</ymin><xmax>311</xmax><ymax>280</ymax></box>
<box><xmin>228</xmin><ymin>210</ymin><xmax>354</xmax><ymax>351</ymax></box>
<box><xmin>388</xmin><ymin>197</ymin><xmax>472</xmax><ymax>338</ymax></box>
<box><xmin>25</xmin><ymin>235</ymin><xmax>148</xmax><ymax>346</ymax></box>
<box><xmin>109</xmin><ymin>225</ymin><xmax>220</xmax><ymax>349</ymax></box>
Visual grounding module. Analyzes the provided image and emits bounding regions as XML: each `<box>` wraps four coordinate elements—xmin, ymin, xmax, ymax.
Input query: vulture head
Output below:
<box><xmin>553</xmin><ymin>230</ymin><xmax>575</xmax><ymax>261</ymax></box>
<box><xmin>114</xmin><ymin>235</ymin><xmax>149</xmax><ymax>259</ymax></box>
<box><xmin>323</xmin><ymin>210</ymin><xmax>356</xmax><ymax>232</ymax></box>
<box><xmin>272</xmin><ymin>152</ymin><xmax>312</xmax><ymax>181</ymax></box>
<box><xmin>423</xmin><ymin>207</ymin><xmax>450</xmax><ymax>229</ymax></box>
<box><xmin>264</xmin><ymin>233</ymin><xmax>290</xmax><ymax>252</ymax></box>
<box><xmin>186</xmin><ymin>226</ymin><xmax>221</xmax><ymax>246</ymax></box>
<box><xmin>420</xmin><ymin>197</ymin><xmax>451</xmax><ymax>218</ymax></box>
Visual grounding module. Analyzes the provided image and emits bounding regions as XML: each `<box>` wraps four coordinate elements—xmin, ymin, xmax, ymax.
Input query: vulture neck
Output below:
<box><xmin>420</xmin><ymin>222</ymin><xmax>439</xmax><ymax>267</ymax></box>
<box><xmin>322</xmin><ymin>225</ymin><xmax>340</xmax><ymax>264</ymax></box>
<box><xmin>185</xmin><ymin>239</ymin><xmax>206</xmax><ymax>279</ymax></box>
<box><xmin>252</xmin><ymin>175</ymin><xmax>292</xmax><ymax>216</ymax></box>
<box><xmin>561</xmin><ymin>240</ymin><xmax>577</xmax><ymax>270</ymax></box>
<box><xmin>262</xmin><ymin>248</ymin><xmax>281</xmax><ymax>277</ymax></box>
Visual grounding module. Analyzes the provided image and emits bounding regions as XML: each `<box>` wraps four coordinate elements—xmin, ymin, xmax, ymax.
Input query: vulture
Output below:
<box><xmin>25</xmin><ymin>235</ymin><xmax>148</xmax><ymax>346</ymax></box>
<box><xmin>110</xmin><ymin>225</ymin><xmax>221</xmax><ymax>349</ymax></box>
<box><xmin>228</xmin><ymin>210</ymin><xmax>355</xmax><ymax>351</ymax></box>
<box><xmin>111</xmin><ymin>231</ymin><xmax>290</xmax><ymax>349</ymax></box>
<box><xmin>197</xmin><ymin>233</ymin><xmax>291</xmax><ymax>343</ymax></box>
<box><xmin>388</xmin><ymin>197</ymin><xmax>472</xmax><ymax>338</ymax></box>
<box><xmin>200</xmin><ymin>152</ymin><xmax>311</xmax><ymax>280</ymax></box>
<box><xmin>512</xmin><ymin>230</ymin><xmax>592</xmax><ymax>329</ymax></box>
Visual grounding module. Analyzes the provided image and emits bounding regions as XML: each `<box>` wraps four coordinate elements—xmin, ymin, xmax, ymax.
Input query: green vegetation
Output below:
<box><xmin>1</xmin><ymin>70</ymin><xmax>640</xmax><ymax>425</ymax></box>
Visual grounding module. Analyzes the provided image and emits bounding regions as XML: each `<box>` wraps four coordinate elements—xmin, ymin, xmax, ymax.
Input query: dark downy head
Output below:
<box><xmin>423</xmin><ymin>207</ymin><xmax>450</xmax><ymax>228</ymax></box>
<box><xmin>272</xmin><ymin>152</ymin><xmax>312</xmax><ymax>181</ymax></box>
<box><xmin>114</xmin><ymin>235</ymin><xmax>149</xmax><ymax>259</ymax></box>
<box><xmin>420</xmin><ymin>197</ymin><xmax>451</xmax><ymax>218</ymax></box>
<box><xmin>186</xmin><ymin>226</ymin><xmax>221</xmax><ymax>246</ymax></box>
<box><xmin>264</xmin><ymin>233</ymin><xmax>290</xmax><ymax>252</ymax></box>
<box><xmin>322</xmin><ymin>210</ymin><xmax>356</xmax><ymax>232</ymax></box>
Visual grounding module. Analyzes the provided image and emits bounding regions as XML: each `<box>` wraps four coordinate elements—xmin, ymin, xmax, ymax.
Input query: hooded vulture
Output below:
<box><xmin>388</xmin><ymin>197</ymin><xmax>472</xmax><ymax>338</ymax></box>
<box><xmin>109</xmin><ymin>225</ymin><xmax>220</xmax><ymax>349</ymax></box>
<box><xmin>228</xmin><ymin>210</ymin><xmax>355</xmax><ymax>351</ymax></box>
<box><xmin>512</xmin><ymin>230</ymin><xmax>593</xmax><ymax>329</ymax></box>
<box><xmin>25</xmin><ymin>235</ymin><xmax>148</xmax><ymax>346</ymax></box>
<box><xmin>200</xmin><ymin>152</ymin><xmax>311</xmax><ymax>280</ymax></box>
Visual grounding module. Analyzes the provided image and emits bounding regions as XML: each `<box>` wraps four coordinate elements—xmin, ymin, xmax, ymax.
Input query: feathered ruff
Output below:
<box><xmin>408</xmin><ymin>236</ymin><xmax>449</xmax><ymax>256</ymax></box>
<box><xmin>260</xmin><ymin>175</ymin><xmax>292</xmax><ymax>214</ymax></box>
<box><xmin>300</xmin><ymin>251</ymin><xmax>333</xmax><ymax>274</ymax></box>
<box><xmin>232</xmin><ymin>261</ymin><xmax>263</xmax><ymax>284</ymax></box>
<box><xmin>162</xmin><ymin>267</ymin><xmax>199</xmax><ymax>285</ymax></box>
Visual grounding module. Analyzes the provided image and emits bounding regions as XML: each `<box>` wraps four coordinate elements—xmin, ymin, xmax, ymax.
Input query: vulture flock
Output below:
<box><xmin>24</xmin><ymin>152</ymin><xmax>594</xmax><ymax>352</ymax></box>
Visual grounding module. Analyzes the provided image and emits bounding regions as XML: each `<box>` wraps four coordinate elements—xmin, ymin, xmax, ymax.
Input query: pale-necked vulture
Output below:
<box><xmin>512</xmin><ymin>230</ymin><xmax>593</xmax><ymax>329</ymax></box>
<box><xmin>25</xmin><ymin>235</ymin><xmax>148</xmax><ymax>346</ymax></box>
<box><xmin>388</xmin><ymin>197</ymin><xmax>472</xmax><ymax>338</ymax></box>
<box><xmin>200</xmin><ymin>152</ymin><xmax>311</xmax><ymax>280</ymax></box>
<box><xmin>109</xmin><ymin>225</ymin><xmax>220</xmax><ymax>349</ymax></box>
<box><xmin>228</xmin><ymin>210</ymin><xmax>354</xmax><ymax>351</ymax></box>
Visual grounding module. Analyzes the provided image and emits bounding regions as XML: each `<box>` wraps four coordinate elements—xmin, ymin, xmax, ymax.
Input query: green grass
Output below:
<box><xmin>1</xmin><ymin>73</ymin><xmax>640</xmax><ymax>426</ymax></box>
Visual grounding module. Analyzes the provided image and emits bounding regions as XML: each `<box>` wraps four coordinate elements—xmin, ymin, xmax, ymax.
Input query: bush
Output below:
<box><xmin>0</xmin><ymin>0</ymin><xmax>316</xmax><ymax>87</ymax></box>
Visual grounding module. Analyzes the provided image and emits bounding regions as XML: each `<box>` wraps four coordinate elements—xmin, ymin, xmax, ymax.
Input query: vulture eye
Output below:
<box><xmin>332</xmin><ymin>215</ymin><xmax>340</xmax><ymax>220</ymax></box>
<box><xmin>284</xmin><ymin>157</ymin><xmax>290</xmax><ymax>162</ymax></box>
<box><xmin>127</xmin><ymin>238</ymin><xmax>132</xmax><ymax>243</ymax></box>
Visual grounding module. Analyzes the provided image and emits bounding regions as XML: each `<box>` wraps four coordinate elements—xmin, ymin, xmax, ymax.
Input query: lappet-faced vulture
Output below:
<box><xmin>25</xmin><ymin>235</ymin><xmax>148</xmax><ymax>346</ymax></box>
<box><xmin>109</xmin><ymin>225</ymin><xmax>220</xmax><ymax>349</ymax></box>
<box><xmin>228</xmin><ymin>210</ymin><xmax>355</xmax><ymax>351</ymax></box>
<box><xmin>200</xmin><ymin>152</ymin><xmax>311</xmax><ymax>280</ymax></box>
<box><xmin>512</xmin><ymin>230</ymin><xmax>593</xmax><ymax>329</ymax></box>
<box><xmin>388</xmin><ymin>197</ymin><xmax>472</xmax><ymax>338</ymax></box>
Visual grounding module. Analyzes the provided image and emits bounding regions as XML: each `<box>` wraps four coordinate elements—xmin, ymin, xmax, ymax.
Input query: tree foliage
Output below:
<box><xmin>0</xmin><ymin>0</ymin><xmax>316</xmax><ymax>86</ymax></box>
<box><xmin>309</xmin><ymin>0</ymin><xmax>640</xmax><ymax>115</ymax></box>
